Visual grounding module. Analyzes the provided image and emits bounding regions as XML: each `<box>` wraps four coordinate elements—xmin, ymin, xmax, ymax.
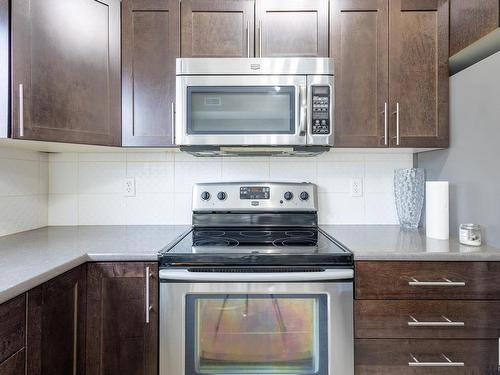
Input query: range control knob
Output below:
<box><xmin>217</xmin><ymin>191</ymin><xmax>227</xmax><ymax>200</ymax></box>
<box><xmin>201</xmin><ymin>191</ymin><xmax>211</xmax><ymax>201</ymax></box>
<box><xmin>300</xmin><ymin>191</ymin><xmax>309</xmax><ymax>201</ymax></box>
<box><xmin>283</xmin><ymin>191</ymin><xmax>293</xmax><ymax>201</ymax></box>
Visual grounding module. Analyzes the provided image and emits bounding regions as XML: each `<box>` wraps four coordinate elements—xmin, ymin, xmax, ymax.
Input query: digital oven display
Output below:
<box><xmin>240</xmin><ymin>186</ymin><xmax>270</xmax><ymax>200</ymax></box>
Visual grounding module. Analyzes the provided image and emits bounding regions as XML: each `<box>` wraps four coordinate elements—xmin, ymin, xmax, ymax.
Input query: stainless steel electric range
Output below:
<box><xmin>159</xmin><ymin>182</ymin><xmax>354</xmax><ymax>375</ymax></box>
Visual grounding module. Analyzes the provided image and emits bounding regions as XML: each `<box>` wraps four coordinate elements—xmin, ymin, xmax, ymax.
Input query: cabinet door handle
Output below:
<box><xmin>408</xmin><ymin>315</ymin><xmax>465</xmax><ymax>327</ymax></box>
<box><xmin>258</xmin><ymin>20</ymin><xmax>262</xmax><ymax>57</ymax></box>
<box><xmin>171</xmin><ymin>102</ymin><xmax>175</xmax><ymax>144</ymax></box>
<box><xmin>408</xmin><ymin>277</ymin><xmax>466</xmax><ymax>287</ymax></box>
<box><xmin>393</xmin><ymin>102</ymin><xmax>400</xmax><ymax>146</ymax></box>
<box><xmin>409</xmin><ymin>353</ymin><xmax>464</xmax><ymax>367</ymax></box>
<box><xmin>145</xmin><ymin>266</ymin><xmax>153</xmax><ymax>324</ymax></box>
<box><xmin>383</xmin><ymin>102</ymin><xmax>388</xmax><ymax>145</ymax></box>
<box><xmin>19</xmin><ymin>84</ymin><xmax>24</xmax><ymax>137</ymax></box>
<box><xmin>246</xmin><ymin>20</ymin><xmax>250</xmax><ymax>57</ymax></box>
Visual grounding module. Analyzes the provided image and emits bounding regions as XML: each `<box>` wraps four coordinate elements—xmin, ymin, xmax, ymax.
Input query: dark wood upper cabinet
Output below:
<box><xmin>331</xmin><ymin>0</ymin><xmax>389</xmax><ymax>147</ymax></box>
<box><xmin>255</xmin><ymin>0</ymin><xmax>329</xmax><ymax>57</ymax></box>
<box><xmin>181</xmin><ymin>0</ymin><xmax>255</xmax><ymax>58</ymax></box>
<box><xmin>450</xmin><ymin>0</ymin><xmax>500</xmax><ymax>56</ymax></box>
<box><xmin>122</xmin><ymin>0</ymin><xmax>180</xmax><ymax>147</ymax></box>
<box><xmin>86</xmin><ymin>262</ymin><xmax>158</xmax><ymax>375</ymax></box>
<box><xmin>389</xmin><ymin>0</ymin><xmax>449</xmax><ymax>148</ymax></box>
<box><xmin>26</xmin><ymin>265</ymin><xmax>87</xmax><ymax>375</ymax></box>
<box><xmin>11</xmin><ymin>0</ymin><xmax>121</xmax><ymax>146</ymax></box>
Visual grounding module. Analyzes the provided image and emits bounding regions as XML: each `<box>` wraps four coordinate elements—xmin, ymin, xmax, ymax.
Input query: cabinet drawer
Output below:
<box><xmin>355</xmin><ymin>339</ymin><xmax>498</xmax><ymax>374</ymax></box>
<box><xmin>0</xmin><ymin>295</ymin><xmax>25</xmax><ymax>363</ymax></box>
<box><xmin>356</xmin><ymin>261</ymin><xmax>500</xmax><ymax>299</ymax></box>
<box><xmin>355</xmin><ymin>300</ymin><xmax>500</xmax><ymax>339</ymax></box>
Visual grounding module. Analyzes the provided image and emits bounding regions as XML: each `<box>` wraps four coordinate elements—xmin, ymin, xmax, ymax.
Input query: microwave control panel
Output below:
<box><xmin>311</xmin><ymin>86</ymin><xmax>330</xmax><ymax>135</ymax></box>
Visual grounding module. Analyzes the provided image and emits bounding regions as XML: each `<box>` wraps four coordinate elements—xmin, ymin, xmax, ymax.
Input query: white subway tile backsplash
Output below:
<box><xmin>269</xmin><ymin>161</ymin><xmax>316</xmax><ymax>183</ymax></box>
<box><xmin>222</xmin><ymin>161</ymin><xmax>269</xmax><ymax>182</ymax></box>
<box><xmin>316</xmin><ymin>162</ymin><xmax>364</xmax><ymax>193</ymax></box>
<box><xmin>44</xmin><ymin>150</ymin><xmax>412</xmax><ymax>226</ymax></box>
<box><xmin>78</xmin><ymin>162</ymin><xmax>126</xmax><ymax>194</ymax></box>
<box><xmin>78</xmin><ymin>195</ymin><xmax>126</xmax><ymax>225</ymax></box>
<box><xmin>0</xmin><ymin>195</ymin><xmax>41</xmax><ymax>236</ymax></box>
<box><xmin>50</xmin><ymin>162</ymin><xmax>78</xmax><ymax>194</ymax></box>
<box><xmin>125</xmin><ymin>194</ymin><xmax>174</xmax><ymax>225</ymax></box>
<box><xmin>174</xmin><ymin>161</ymin><xmax>222</xmax><ymax>192</ymax></box>
<box><xmin>48</xmin><ymin>194</ymin><xmax>78</xmax><ymax>225</ymax></box>
<box><xmin>318</xmin><ymin>193</ymin><xmax>365</xmax><ymax>224</ymax></box>
<box><xmin>126</xmin><ymin>162</ymin><xmax>174</xmax><ymax>193</ymax></box>
<box><xmin>364</xmin><ymin>192</ymin><xmax>398</xmax><ymax>224</ymax></box>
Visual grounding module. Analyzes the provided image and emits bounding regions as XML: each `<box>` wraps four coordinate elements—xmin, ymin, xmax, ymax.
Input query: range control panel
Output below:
<box><xmin>311</xmin><ymin>86</ymin><xmax>330</xmax><ymax>135</ymax></box>
<box><xmin>193</xmin><ymin>182</ymin><xmax>318</xmax><ymax>212</ymax></box>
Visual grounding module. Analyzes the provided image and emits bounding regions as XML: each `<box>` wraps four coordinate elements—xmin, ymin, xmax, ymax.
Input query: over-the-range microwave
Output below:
<box><xmin>175</xmin><ymin>58</ymin><xmax>334</xmax><ymax>157</ymax></box>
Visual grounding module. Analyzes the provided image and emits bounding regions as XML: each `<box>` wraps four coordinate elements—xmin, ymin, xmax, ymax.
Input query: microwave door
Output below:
<box><xmin>176</xmin><ymin>75</ymin><xmax>307</xmax><ymax>146</ymax></box>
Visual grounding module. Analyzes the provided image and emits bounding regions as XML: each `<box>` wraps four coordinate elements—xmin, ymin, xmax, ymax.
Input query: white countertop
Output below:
<box><xmin>0</xmin><ymin>225</ymin><xmax>499</xmax><ymax>304</ymax></box>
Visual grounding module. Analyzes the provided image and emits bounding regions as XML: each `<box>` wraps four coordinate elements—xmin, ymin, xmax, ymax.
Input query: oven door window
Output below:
<box><xmin>185</xmin><ymin>294</ymin><xmax>328</xmax><ymax>375</ymax></box>
<box><xmin>186</xmin><ymin>86</ymin><xmax>296</xmax><ymax>134</ymax></box>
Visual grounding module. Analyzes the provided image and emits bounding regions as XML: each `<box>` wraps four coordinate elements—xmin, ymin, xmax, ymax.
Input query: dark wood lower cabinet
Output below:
<box><xmin>26</xmin><ymin>265</ymin><xmax>87</xmax><ymax>375</ymax></box>
<box><xmin>0</xmin><ymin>295</ymin><xmax>25</xmax><ymax>364</ymax></box>
<box><xmin>355</xmin><ymin>300</ymin><xmax>500</xmax><ymax>339</ymax></box>
<box><xmin>355</xmin><ymin>339</ymin><xmax>499</xmax><ymax>374</ymax></box>
<box><xmin>0</xmin><ymin>349</ymin><xmax>25</xmax><ymax>375</ymax></box>
<box><xmin>86</xmin><ymin>262</ymin><xmax>158</xmax><ymax>375</ymax></box>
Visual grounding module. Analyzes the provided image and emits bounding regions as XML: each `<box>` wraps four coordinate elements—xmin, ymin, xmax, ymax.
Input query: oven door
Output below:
<box><xmin>175</xmin><ymin>75</ymin><xmax>307</xmax><ymax>146</ymax></box>
<box><xmin>159</xmin><ymin>269</ymin><xmax>353</xmax><ymax>375</ymax></box>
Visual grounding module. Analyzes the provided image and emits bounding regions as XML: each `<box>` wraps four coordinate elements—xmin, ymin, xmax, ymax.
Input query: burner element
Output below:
<box><xmin>196</xmin><ymin>230</ymin><xmax>226</xmax><ymax>237</ymax></box>
<box><xmin>285</xmin><ymin>230</ymin><xmax>315</xmax><ymax>237</ymax></box>
<box><xmin>239</xmin><ymin>231</ymin><xmax>271</xmax><ymax>238</ymax></box>
<box><xmin>194</xmin><ymin>238</ymin><xmax>239</xmax><ymax>247</ymax></box>
<box><xmin>272</xmin><ymin>238</ymin><xmax>317</xmax><ymax>247</ymax></box>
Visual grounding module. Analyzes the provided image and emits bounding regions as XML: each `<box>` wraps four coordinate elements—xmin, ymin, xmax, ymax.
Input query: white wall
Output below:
<box><xmin>418</xmin><ymin>50</ymin><xmax>500</xmax><ymax>247</ymax></box>
<box><xmin>0</xmin><ymin>147</ymin><xmax>48</xmax><ymax>236</ymax></box>
<box><xmin>47</xmin><ymin>150</ymin><xmax>412</xmax><ymax>226</ymax></box>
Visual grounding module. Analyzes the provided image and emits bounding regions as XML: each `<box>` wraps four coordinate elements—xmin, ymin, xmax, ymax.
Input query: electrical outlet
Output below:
<box><xmin>350</xmin><ymin>178</ymin><xmax>363</xmax><ymax>197</ymax></box>
<box><xmin>124</xmin><ymin>177</ymin><xmax>136</xmax><ymax>197</ymax></box>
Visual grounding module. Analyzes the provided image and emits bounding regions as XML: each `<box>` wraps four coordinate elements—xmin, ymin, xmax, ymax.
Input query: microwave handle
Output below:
<box><xmin>299</xmin><ymin>85</ymin><xmax>307</xmax><ymax>136</ymax></box>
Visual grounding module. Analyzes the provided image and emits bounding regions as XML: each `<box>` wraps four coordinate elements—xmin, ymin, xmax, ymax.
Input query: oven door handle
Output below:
<box><xmin>159</xmin><ymin>269</ymin><xmax>353</xmax><ymax>282</ymax></box>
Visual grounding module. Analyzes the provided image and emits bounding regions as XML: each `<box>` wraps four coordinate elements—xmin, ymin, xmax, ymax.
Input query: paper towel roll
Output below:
<box><xmin>425</xmin><ymin>181</ymin><xmax>449</xmax><ymax>240</ymax></box>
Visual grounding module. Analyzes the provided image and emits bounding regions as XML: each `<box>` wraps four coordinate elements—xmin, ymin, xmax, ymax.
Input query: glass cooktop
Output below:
<box><xmin>159</xmin><ymin>227</ymin><xmax>353</xmax><ymax>267</ymax></box>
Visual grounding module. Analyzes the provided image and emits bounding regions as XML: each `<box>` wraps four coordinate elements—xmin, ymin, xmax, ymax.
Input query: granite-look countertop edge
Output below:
<box><xmin>321</xmin><ymin>225</ymin><xmax>500</xmax><ymax>261</ymax></box>
<box><xmin>0</xmin><ymin>225</ymin><xmax>189</xmax><ymax>304</ymax></box>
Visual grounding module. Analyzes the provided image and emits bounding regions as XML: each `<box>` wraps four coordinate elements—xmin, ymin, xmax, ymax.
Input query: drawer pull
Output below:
<box><xmin>408</xmin><ymin>277</ymin><xmax>466</xmax><ymax>287</ymax></box>
<box><xmin>409</xmin><ymin>353</ymin><xmax>464</xmax><ymax>367</ymax></box>
<box><xmin>408</xmin><ymin>315</ymin><xmax>465</xmax><ymax>327</ymax></box>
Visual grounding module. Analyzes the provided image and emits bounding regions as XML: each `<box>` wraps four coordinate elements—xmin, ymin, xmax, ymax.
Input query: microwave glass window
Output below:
<box><xmin>187</xmin><ymin>86</ymin><xmax>295</xmax><ymax>134</ymax></box>
<box><xmin>185</xmin><ymin>294</ymin><xmax>328</xmax><ymax>375</ymax></box>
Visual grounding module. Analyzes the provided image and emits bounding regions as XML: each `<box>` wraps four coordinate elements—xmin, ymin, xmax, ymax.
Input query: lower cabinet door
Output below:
<box><xmin>26</xmin><ymin>265</ymin><xmax>87</xmax><ymax>375</ymax></box>
<box><xmin>86</xmin><ymin>262</ymin><xmax>158</xmax><ymax>375</ymax></box>
<box><xmin>355</xmin><ymin>339</ymin><xmax>499</xmax><ymax>374</ymax></box>
<box><xmin>0</xmin><ymin>349</ymin><xmax>25</xmax><ymax>375</ymax></box>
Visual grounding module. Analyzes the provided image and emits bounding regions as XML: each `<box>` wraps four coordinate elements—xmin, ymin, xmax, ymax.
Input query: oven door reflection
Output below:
<box><xmin>185</xmin><ymin>294</ymin><xmax>328</xmax><ymax>375</ymax></box>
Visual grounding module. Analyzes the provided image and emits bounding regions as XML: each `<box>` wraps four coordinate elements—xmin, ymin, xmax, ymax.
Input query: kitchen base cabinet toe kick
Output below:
<box><xmin>355</xmin><ymin>261</ymin><xmax>500</xmax><ymax>374</ymax></box>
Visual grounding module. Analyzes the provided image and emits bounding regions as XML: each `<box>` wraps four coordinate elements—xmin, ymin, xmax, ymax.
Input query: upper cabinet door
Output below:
<box><xmin>11</xmin><ymin>0</ymin><xmax>121</xmax><ymax>146</ymax></box>
<box><xmin>255</xmin><ymin>0</ymin><xmax>329</xmax><ymax>57</ymax></box>
<box><xmin>389</xmin><ymin>0</ymin><xmax>449</xmax><ymax>148</ymax></box>
<box><xmin>122</xmin><ymin>0</ymin><xmax>180</xmax><ymax>147</ymax></box>
<box><xmin>450</xmin><ymin>0</ymin><xmax>500</xmax><ymax>56</ymax></box>
<box><xmin>181</xmin><ymin>0</ymin><xmax>255</xmax><ymax>58</ymax></box>
<box><xmin>331</xmin><ymin>0</ymin><xmax>389</xmax><ymax>147</ymax></box>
